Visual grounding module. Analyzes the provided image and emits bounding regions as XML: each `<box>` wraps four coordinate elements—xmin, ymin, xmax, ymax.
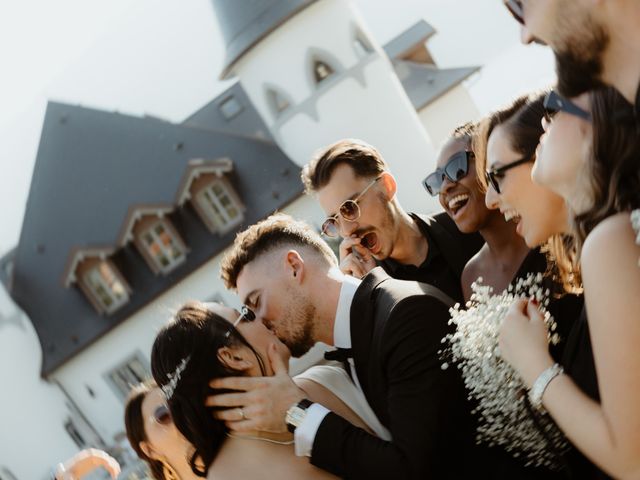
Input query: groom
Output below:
<box><xmin>207</xmin><ymin>213</ymin><xmax>478</xmax><ymax>479</ymax></box>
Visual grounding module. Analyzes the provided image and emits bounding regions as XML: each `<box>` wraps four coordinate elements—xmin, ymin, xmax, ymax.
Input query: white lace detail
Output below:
<box><xmin>631</xmin><ymin>209</ymin><xmax>640</xmax><ymax>266</ymax></box>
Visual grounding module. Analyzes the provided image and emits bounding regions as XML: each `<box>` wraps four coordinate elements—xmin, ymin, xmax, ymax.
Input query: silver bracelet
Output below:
<box><xmin>528</xmin><ymin>363</ymin><xmax>564</xmax><ymax>411</ymax></box>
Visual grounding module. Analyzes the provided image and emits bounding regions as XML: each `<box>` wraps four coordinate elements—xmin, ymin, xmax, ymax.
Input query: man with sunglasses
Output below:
<box><xmin>504</xmin><ymin>0</ymin><xmax>640</xmax><ymax>116</ymax></box>
<box><xmin>301</xmin><ymin>139</ymin><xmax>483</xmax><ymax>304</ymax></box>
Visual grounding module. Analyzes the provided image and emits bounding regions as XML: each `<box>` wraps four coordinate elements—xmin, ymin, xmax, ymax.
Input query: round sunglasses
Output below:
<box><xmin>321</xmin><ymin>176</ymin><xmax>381</xmax><ymax>238</ymax></box>
<box><xmin>422</xmin><ymin>151</ymin><xmax>473</xmax><ymax>196</ymax></box>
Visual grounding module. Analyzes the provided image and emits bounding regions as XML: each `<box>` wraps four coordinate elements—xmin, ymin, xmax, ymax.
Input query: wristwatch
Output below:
<box><xmin>285</xmin><ymin>399</ymin><xmax>313</xmax><ymax>433</ymax></box>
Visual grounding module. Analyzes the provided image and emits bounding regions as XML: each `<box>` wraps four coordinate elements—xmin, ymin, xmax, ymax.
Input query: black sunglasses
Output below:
<box><xmin>151</xmin><ymin>404</ymin><xmax>172</xmax><ymax>426</ymax></box>
<box><xmin>484</xmin><ymin>156</ymin><xmax>533</xmax><ymax>194</ymax></box>
<box><xmin>504</xmin><ymin>0</ymin><xmax>524</xmax><ymax>24</ymax></box>
<box><xmin>423</xmin><ymin>151</ymin><xmax>473</xmax><ymax>196</ymax></box>
<box><xmin>543</xmin><ymin>90</ymin><xmax>591</xmax><ymax>123</ymax></box>
<box><xmin>225</xmin><ymin>305</ymin><xmax>256</xmax><ymax>339</ymax></box>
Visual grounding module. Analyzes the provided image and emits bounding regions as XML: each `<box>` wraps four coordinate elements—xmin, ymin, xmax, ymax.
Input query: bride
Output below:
<box><xmin>150</xmin><ymin>301</ymin><xmax>388</xmax><ymax>479</ymax></box>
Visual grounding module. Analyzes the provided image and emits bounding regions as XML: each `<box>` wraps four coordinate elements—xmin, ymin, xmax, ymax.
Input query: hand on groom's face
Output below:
<box><xmin>205</xmin><ymin>343</ymin><xmax>305</xmax><ymax>433</ymax></box>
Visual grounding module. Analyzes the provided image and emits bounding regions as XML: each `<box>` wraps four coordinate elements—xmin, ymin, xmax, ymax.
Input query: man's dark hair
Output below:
<box><xmin>220</xmin><ymin>213</ymin><xmax>338</xmax><ymax>290</ymax></box>
<box><xmin>301</xmin><ymin>138</ymin><xmax>387</xmax><ymax>193</ymax></box>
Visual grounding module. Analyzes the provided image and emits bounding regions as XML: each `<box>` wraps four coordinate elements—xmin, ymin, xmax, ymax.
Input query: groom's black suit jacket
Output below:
<box><xmin>310</xmin><ymin>268</ymin><xmax>477</xmax><ymax>479</ymax></box>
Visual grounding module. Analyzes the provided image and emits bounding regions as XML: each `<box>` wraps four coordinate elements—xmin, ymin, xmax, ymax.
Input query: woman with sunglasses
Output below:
<box><xmin>465</xmin><ymin>91</ymin><xmax>585</xmax><ymax>478</ymax></box>
<box><xmin>125</xmin><ymin>382</ymin><xmax>202</xmax><ymax>480</ymax></box>
<box><xmin>149</xmin><ymin>301</ymin><xmax>388</xmax><ymax>479</ymax></box>
<box><xmin>426</xmin><ymin>122</ymin><xmax>530</xmax><ymax>301</ymax></box>
<box><xmin>500</xmin><ymin>87</ymin><xmax>640</xmax><ymax>478</ymax></box>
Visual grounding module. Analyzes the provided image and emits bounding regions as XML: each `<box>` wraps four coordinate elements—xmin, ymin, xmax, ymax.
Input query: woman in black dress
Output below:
<box><xmin>500</xmin><ymin>87</ymin><xmax>640</xmax><ymax>478</ymax></box>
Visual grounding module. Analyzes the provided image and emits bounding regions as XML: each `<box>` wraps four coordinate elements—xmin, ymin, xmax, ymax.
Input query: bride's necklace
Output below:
<box><xmin>226</xmin><ymin>432</ymin><xmax>294</xmax><ymax>446</ymax></box>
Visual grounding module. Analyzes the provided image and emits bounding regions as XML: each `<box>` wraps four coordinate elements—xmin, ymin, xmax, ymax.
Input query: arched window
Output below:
<box><xmin>266</xmin><ymin>87</ymin><xmax>291</xmax><ymax>117</ymax></box>
<box><xmin>313</xmin><ymin>60</ymin><xmax>335</xmax><ymax>84</ymax></box>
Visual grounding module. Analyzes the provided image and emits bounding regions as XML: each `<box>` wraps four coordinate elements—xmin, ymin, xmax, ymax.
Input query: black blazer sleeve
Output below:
<box><xmin>310</xmin><ymin>295</ymin><xmax>473</xmax><ymax>479</ymax></box>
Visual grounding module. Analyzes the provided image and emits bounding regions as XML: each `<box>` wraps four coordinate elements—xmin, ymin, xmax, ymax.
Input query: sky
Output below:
<box><xmin>0</xmin><ymin>0</ymin><xmax>556</xmax><ymax>257</ymax></box>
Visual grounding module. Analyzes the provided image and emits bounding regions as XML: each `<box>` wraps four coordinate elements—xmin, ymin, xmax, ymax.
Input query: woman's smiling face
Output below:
<box><xmin>485</xmin><ymin>124</ymin><xmax>569</xmax><ymax>247</ymax></box>
<box><xmin>435</xmin><ymin>137</ymin><xmax>496</xmax><ymax>233</ymax></box>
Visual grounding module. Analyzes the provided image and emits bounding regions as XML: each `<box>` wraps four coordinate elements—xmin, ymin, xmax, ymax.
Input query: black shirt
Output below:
<box><xmin>378</xmin><ymin>212</ymin><xmax>484</xmax><ymax>304</ymax></box>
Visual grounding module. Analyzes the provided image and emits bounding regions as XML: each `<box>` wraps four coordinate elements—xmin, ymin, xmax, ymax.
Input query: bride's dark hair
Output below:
<box><xmin>572</xmin><ymin>86</ymin><xmax>640</xmax><ymax>255</ymax></box>
<box><xmin>151</xmin><ymin>301</ymin><xmax>266</xmax><ymax>477</ymax></box>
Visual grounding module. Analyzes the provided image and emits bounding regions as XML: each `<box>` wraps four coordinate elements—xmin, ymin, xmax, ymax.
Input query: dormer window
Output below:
<box><xmin>196</xmin><ymin>179</ymin><xmax>243</xmax><ymax>233</ymax></box>
<box><xmin>313</xmin><ymin>60</ymin><xmax>335</xmax><ymax>84</ymax></box>
<box><xmin>175</xmin><ymin>158</ymin><xmax>245</xmax><ymax>236</ymax></box>
<box><xmin>116</xmin><ymin>206</ymin><xmax>187</xmax><ymax>276</ymax></box>
<box><xmin>82</xmin><ymin>260</ymin><xmax>129</xmax><ymax>315</ymax></box>
<box><xmin>137</xmin><ymin>219</ymin><xmax>186</xmax><ymax>274</ymax></box>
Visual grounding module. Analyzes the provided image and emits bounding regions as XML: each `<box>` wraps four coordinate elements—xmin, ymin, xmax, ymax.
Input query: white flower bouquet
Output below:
<box><xmin>443</xmin><ymin>273</ymin><xmax>569</xmax><ymax>469</ymax></box>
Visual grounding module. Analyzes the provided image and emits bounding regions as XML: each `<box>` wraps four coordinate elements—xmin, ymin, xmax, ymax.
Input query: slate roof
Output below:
<box><xmin>9</xmin><ymin>101</ymin><xmax>301</xmax><ymax>375</ymax></box>
<box><xmin>211</xmin><ymin>0</ymin><xmax>320</xmax><ymax>79</ymax></box>
<box><xmin>383</xmin><ymin>19</ymin><xmax>436</xmax><ymax>60</ymax></box>
<box><xmin>183</xmin><ymin>81</ymin><xmax>273</xmax><ymax>141</ymax></box>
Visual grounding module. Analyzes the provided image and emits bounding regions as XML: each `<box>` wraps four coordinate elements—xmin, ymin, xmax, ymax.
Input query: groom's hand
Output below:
<box><xmin>205</xmin><ymin>343</ymin><xmax>306</xmax><ymax>433</ymax></box>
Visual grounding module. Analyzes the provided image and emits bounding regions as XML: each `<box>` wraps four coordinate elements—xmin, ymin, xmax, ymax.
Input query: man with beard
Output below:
<box><xmin>206</xmin><ymin>213</ymin><xmax>478</xmax><ymax>480</ymax></box>
<box><xmin>504</xmin><ymin>0</ymin><xmax>640</xmax><ymax>113</ymax></box>
<box><xmin>301</xmin><ymin>138</ymin><xmax>483</xmax><ymax>304</ymax></box>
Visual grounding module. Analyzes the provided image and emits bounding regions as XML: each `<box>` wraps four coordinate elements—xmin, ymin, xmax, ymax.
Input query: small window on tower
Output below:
<box><xmin>267</xmin><ymin>88</ymin><xmax>291</xmax><ymax>117</ymax></box>
<box><xmin>313</xmin><ymin>60</ymin><xmax>335</xmax><ymax>84</ymax></box>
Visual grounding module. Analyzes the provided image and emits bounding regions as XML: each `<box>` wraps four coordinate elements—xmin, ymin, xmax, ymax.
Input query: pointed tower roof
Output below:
<box><xmin>211</xmin><ymin>0</ymin><xmax>319</xmax><ymax>79</ymax></box>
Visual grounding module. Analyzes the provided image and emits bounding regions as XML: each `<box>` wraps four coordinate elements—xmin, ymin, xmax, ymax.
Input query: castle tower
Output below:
<box><xmin>211</xmin><ymin>0</ymin><xmax>439</xmax><ymax>211</ymax></box>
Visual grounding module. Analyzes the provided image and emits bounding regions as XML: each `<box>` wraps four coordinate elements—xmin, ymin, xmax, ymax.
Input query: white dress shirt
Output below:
<box><xmin>294</xmin><ymin>275</ymin><xmax>392</xmax><ymax>456</ymax></box>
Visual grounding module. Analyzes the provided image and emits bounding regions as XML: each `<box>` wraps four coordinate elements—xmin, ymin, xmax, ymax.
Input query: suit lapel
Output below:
<box><xmin>349</xmin><ymin>268</ymin><xmax>389</xmax><ymax>405</ymax></box>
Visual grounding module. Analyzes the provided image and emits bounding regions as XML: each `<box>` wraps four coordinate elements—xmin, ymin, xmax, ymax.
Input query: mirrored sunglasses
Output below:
<box><xmin>422</xmin><ymin>151</ymin><xmax>472</xmax><ymax>196</ymax></box>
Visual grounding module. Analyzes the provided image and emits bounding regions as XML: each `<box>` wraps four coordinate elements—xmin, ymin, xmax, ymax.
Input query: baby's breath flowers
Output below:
<box><xmin>442</xmin><ymin>273</ymin><xmax>568</xmax><ymax>469</ymax></box>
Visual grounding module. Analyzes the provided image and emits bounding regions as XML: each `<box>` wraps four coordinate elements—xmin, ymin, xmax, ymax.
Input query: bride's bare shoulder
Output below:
<box><xmin>207</xmin><ymin>438</ymin><xmax>337</xmax><ymax>479</ymax></box>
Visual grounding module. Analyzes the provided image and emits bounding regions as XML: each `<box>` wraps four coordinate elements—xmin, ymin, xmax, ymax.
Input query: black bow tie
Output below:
<box><xmin>324</xmin><ymin>347</ymin><xmax>353</xmax><ymax>362</ymax></box>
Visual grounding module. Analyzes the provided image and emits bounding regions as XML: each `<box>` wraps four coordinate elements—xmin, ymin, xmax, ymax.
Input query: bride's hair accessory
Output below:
<box><xmin>161</xmin><ymin>356</ymin><xmax>190</xmax><ymax>400</ymax></box>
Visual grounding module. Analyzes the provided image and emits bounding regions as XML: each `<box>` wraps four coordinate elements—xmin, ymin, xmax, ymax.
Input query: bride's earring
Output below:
<box><xmin>162</xmin><ymin>461</ymin><xmax>180</xmax><ymax>480</ymax></box>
